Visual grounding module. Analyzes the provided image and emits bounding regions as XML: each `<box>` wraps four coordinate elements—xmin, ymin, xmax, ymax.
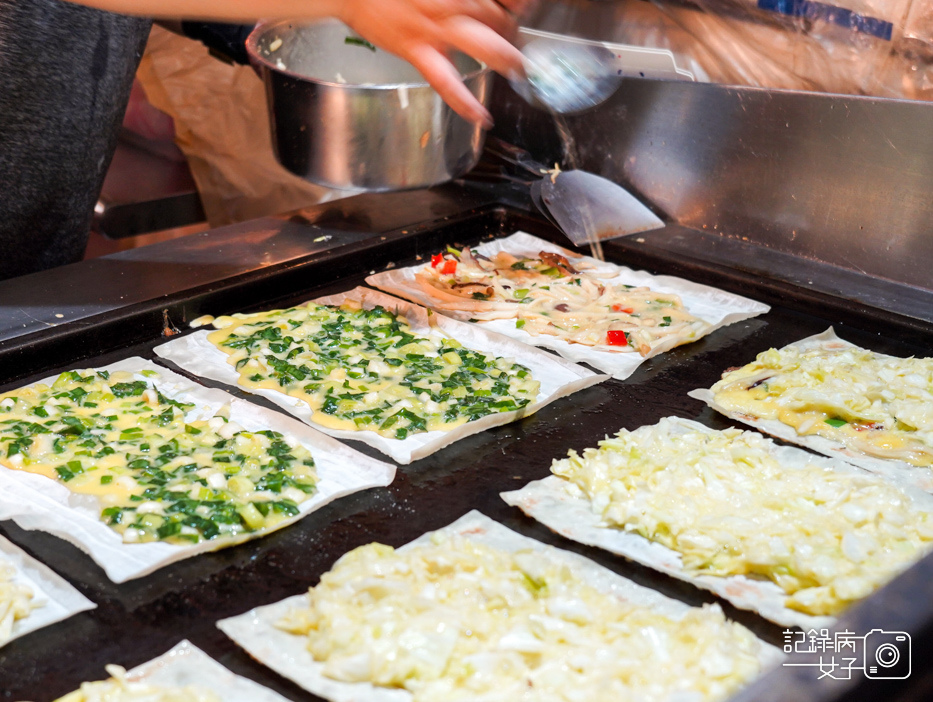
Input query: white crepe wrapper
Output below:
<box><xmin>365</xmin><ymin>231</ymin><xmax>770</xmax><ymax>380</ymax></box>
<box><xmin>501</xmin><ymin>416</ymin><xmax>933</xmax><ymax>629</ymax></box>
<box><xmin>0</xmin><ymin>358</ymin><xmax>395</xmax><ymax>583</ymax></box>
<box><xmin>688</xmin><ymin>327</ymin><xmax>933</xmax><ymax>494</ymax></box>
<box><xmin>0</xmin><ymin>533</ymin><xmax>95</xmax><ymax>647</ymax></box>
<box><xmin>218</xmin><ymin>510</ymin><xmax>782</xmax><ymax>702</ymax></box>
<box><xmin>78</xmin><ymin>639</ymin><xmax>291</xmax><ymax>701</ymax></box>
<box><xmin>155</xmin><ymin>286</ymin><xmax>606</xmax><ymax>465</ymax></box>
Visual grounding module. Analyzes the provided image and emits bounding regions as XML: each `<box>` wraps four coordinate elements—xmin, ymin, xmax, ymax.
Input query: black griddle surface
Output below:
<box><xmin>2</xmin><ymin>211</ymin><xmax>932</xmax><ymax>701</ymax></box>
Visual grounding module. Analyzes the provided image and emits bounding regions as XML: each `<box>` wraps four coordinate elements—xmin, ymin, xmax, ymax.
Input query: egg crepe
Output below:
<box><xmin>0</xmin><ymin>358</ymin><xmax>394</xmax><ymax>582</ymax></box>
<box><xmin>367</xmin><ymin>231</ymin><xmax>770</xmax><ymax>380</ymax></box>
<box><xmin>155</xmin><ymin>287</ymin><xmax>605</xmax><ymax>465</ymax></box>
<box><xmin>689</xmin><ymin>328</ymin><xmax>933</xmax><ymax>492</ymax></box>
<box><xmin>414</xmin><ymin>245</ymin><xmax>708</xmax><ymax>355</ymax></box>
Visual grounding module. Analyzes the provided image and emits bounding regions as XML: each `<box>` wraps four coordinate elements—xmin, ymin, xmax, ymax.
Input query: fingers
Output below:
<box><xmin>340</xmin><ymin>0</ymin><xmax>530</xmax><ymax>126</ymax></box>
<box><xmin>425</xmin><ymin>0</ymin><xmax>516</xmax><ymax>39</ymax></box>
<box><xmin>407</xmin><ymin>44</ymin><xmax>494</xmax><ymax>127</ymax></box>
<box><xmin>443</xmin><ymin>16</ymin><xmax>524</xmax><ymax>79</ymax></box>
<box><xmin>457</xmin><ymin>0</ymin><xmax>515</xmax><ymax>39</ymax></box>
<box><xmin>493</xmin><ymin>0</ymin><xmax>538</xmax><ymax>16</ymax></box>
<box><xmin>409</xmin><ymin>15</ymin><xmax>525</xmax><ymax>125</ymax></box>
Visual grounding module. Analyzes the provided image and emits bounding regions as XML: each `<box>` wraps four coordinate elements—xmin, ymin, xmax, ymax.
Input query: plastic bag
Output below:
<box><xmin>136</xmin><ymin>26</ymin><xmax>348</xmax><ymax>227</ymax></box>
<box><xmin>527</xmin><ymin>0</ymin><xmax>933</xmax><ymax>101</ymax></box>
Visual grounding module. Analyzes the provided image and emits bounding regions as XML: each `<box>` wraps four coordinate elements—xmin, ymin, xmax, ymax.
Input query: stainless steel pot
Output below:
<box><xmin>246</xmin><ymin>20</ymin><xmax>492</xmax><ymax>191</ymax></box>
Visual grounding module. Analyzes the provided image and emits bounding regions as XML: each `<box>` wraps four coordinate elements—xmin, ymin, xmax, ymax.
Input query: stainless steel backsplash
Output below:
<box><xmin>491</xmin><ymin>76</ymin><xmax>933</xmax><ymax>311</ymax></box>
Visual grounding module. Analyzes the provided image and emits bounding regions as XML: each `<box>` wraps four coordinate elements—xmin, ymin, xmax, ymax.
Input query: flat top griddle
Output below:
<box><xmin>2</xmin><ymin>202</ymin><xmax>932</xmax><ymax>702</ymax></box>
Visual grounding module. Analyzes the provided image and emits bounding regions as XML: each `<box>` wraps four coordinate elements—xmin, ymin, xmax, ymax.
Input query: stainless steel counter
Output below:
<box><xmin>0</xmin><ymin>184</ymin><xmax>503</xmax><ymax>348</ymax></box>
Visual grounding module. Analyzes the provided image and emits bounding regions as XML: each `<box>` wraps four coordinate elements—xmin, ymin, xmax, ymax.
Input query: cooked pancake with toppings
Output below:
<box><xmin>708</xmin><ymin>335</ymin><xmax>933</xmax><ymax>468</ymax></box>
<box><xmin>206</xmin><ymin>301</ymin><xmax>540</xmax><ymax>440</ymax></box>
<box><xmin>415</xmin><ymin>246</ymin><xmax>708</xmax><ymax>356</ymax></box>
<box><xmin>0</xmin><ymin>370</ymin><xmax>318</xmax><ymax>544</ymax></box>
<box><xmin>275</xmin><ymin>534</ymin><xmax>765</xmax><ymax>702</ymax></box>
<box><xmin>552</xmin><ymin>418</ymin><xmax>933</xmax><ymax>615</ymax></box>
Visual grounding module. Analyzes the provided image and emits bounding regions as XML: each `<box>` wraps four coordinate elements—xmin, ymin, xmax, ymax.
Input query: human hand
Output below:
<box><xmin>338</xmin><ymin>0</ymin><xmax>535</xmax><ymax>127</ymax></box>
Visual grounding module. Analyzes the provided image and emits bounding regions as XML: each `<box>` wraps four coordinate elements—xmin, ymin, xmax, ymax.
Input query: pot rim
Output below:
<box><xmin>246</xmin><ymin>18</ymin><xmax>489</xmax><ymax>90</ymax></box>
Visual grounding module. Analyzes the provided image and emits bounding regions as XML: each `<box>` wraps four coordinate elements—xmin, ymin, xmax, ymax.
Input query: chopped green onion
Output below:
<box><xmin>344</xmin><ymin>36</ymin><xmax>377</xmax><ymax>51</ymax></box>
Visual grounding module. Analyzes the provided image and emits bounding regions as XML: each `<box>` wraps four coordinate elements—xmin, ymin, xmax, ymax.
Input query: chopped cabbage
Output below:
<box><xmin>552</xmin><ymin>418</ymin><xmax>933</xmax><ymax>615</ymax></box>
<box><xmin>54</xmin><ymin>664</ymin><xmax>219</xmax><ymax>702</ymax></box>
<box><xmin>276</xmin><ymin>535</ymin><xmax>764</xmax><ymax>701</ymax></box>
<box><xmin>0</xmin><ymin>558</ymin><xmax>40</xmax><ymax>645</ymax></box>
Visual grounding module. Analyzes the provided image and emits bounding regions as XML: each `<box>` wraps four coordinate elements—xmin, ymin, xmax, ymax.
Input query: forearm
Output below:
<box><xmin>62</xmin><ymin>0</ymin><xmax>346</xmax><ymax>22</ymax></box>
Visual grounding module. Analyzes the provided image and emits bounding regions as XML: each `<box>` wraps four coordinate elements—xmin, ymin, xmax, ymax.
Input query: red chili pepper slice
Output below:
<box><xmin>606</xmin><ymin>330</ymin><xmax>628</xmax><ymax>346</ymax></box>
<box><xmin>431</xmin><ymin>253</ymin><xmax>444</xmax><ymax>268</ymax></box>
<box><xmin>441</xmin><ymin>260</ymin><xmax>458</xmax><ymax>275</ymax></box>
<box><xmin>612</xmin><ymin>304</ymin><xmax>634</xmax><ymax>313</ymax></box>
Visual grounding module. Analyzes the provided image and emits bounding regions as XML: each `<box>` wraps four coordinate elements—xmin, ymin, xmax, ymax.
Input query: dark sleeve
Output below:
<box><xmin>181</xmin><ymin>22</ymin><xmax>255</xmax><ymax>65</ymax></box>
<box><xmin>0</xmin><ymin>0</ymin><xmax>151</xmax><ymax>280</ymax></box>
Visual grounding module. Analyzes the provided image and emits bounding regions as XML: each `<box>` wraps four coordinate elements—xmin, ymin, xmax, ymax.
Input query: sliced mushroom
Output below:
<box><xmin>539</xmin><ymin>251</ymin><xmax>579</xmax><ymax>275</ymax></box>
<box><xmin>451</xmin><ymin>282</ymin><xmax>494</xmax><ymax>297</ymax></box>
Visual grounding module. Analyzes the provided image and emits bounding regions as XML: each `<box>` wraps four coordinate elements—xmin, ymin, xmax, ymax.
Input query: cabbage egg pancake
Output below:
<box><xmin>276</xmin><ymin>534</ymin><xmax>765</xmax><ymax>702</ymax></box>
<box><xmin>552</xmin><ymin>418</ymin><xmax>933</xmax><ymax>615</ymax></box>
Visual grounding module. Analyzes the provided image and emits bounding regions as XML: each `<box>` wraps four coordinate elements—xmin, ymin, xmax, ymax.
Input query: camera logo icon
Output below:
<box><xmin>864</xmin><ymin>629</ymin><xmax>911</xmax><ymax>679</ymax></box>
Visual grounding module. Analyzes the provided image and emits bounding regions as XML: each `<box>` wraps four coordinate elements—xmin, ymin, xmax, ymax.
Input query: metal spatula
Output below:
<box><xmin>537</xmin><ymin>170</ymin><xmax>664</xmax><ymax>247</ymax></box>
<box><xmin>484</xmin><ymin>139</ymin><xmax>664</xmax><ymax>247</ymax></box>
